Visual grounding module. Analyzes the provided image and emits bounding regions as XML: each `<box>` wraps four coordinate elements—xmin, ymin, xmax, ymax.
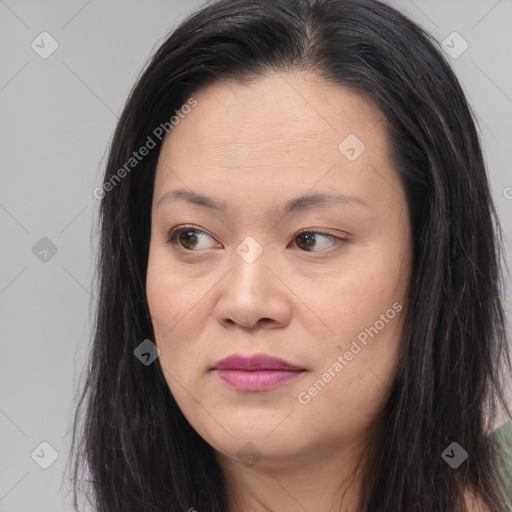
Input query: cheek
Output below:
<box><xmin>295</xmin><ymin>267</ymin><xmax>407</xmax><ymax>433</ymax></box>
<box><xmin>302</xmin><ymin>242</ymin><xmax>410</xmax><ymax>408</ymax></box>
<box><xmin>145</xmin><ymin>246</ymin><xmax>219</xmax><ymax>389</ymax></box>
<box><xmin>146</xmin><ymin>247</ymin><xmax>207</xmax><ymax>338</ymax></box>
<box><xmin>146</xmin><ymin>265</ymin><xmax>194</xmax><ymax>403</ymax></box>
<box><xmin>146</xmin><ymin>250</ymin><xmax>189</xmax><ymax>362</ymax></box>
<box><xmin>313</xmin><ymin>249</ymin><xmax>408</xmax><ymax>343</ymax></box>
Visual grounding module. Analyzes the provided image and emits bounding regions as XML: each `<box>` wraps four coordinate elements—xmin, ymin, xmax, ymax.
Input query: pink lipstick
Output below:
<box><xmin>213</xmin><ymin>353</ymin><xmax>305</xmax><ymax>391</ymax></box>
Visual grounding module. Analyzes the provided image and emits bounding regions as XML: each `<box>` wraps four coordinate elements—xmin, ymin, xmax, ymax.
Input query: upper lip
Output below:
<box><xmin>213</xmin><ymin>353</ymin><xmax>303</xmax><ymax>371</ymax></box>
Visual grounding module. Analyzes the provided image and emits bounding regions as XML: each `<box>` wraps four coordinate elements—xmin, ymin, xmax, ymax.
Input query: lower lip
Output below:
<box><xmin>215</xmin><ymin>369</ymin><xmax>304</xmax><ymax>391</ymax></box>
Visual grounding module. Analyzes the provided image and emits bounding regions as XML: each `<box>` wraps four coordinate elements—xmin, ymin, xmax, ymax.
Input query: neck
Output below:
<box><xmin>217</xmin><ymin>438</ymin><xmax>368</xmax><ymax>512</ymax></box>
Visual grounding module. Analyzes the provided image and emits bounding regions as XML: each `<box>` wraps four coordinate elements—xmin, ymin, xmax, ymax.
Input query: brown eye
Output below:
<box><xmin>177</xmin><ymin>229</ymin><xmax>200</xmax><ymax>250</ymax></box>
<box><xmin>295</xmin><ymin>231</ymin><xmax>341</xmax><ymax>252</ymax></box>
<box><xmin>167</xmin><ymin>227</ymin><xmax>220</xmax><ymax>251</ymax></box>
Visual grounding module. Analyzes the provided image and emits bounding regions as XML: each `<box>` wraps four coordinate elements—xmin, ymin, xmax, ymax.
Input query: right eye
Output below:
<box><xmin>166</xmin><ymin>226</ymin><xmax>222</xmax><ymax>251</ymax></box>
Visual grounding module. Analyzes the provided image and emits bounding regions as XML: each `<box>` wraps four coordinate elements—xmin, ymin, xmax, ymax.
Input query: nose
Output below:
<box><xmin>214</xmin><ymin>245</ymin><xmax>292</xmax><ymax>331</ymax></box>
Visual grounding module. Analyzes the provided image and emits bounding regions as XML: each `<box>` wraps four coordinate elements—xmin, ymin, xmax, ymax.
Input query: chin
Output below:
<box><xmin>200</xmin><ymin>422</ymin><xmax>307</xmax><ymax>466</ymax></box>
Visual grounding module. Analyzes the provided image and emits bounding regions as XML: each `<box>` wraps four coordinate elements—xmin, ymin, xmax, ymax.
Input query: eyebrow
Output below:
<box><xmin>157</xmin><ymin>188</ymin><xmax>368</xmax><ymax>214</ymax></box>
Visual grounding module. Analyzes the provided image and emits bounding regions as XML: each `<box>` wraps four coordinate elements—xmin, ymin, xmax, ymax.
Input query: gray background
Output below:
<box><xmin>1</xmin><ymin>1</ymin><xmax>511</xmax><ymax>510</ymax></box>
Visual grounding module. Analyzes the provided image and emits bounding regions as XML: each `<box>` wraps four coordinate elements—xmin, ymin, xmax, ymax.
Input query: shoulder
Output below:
<box><xmin>493</xmin><ymin>419</ymin><xmax>512</xmax><ymax>502</ymax></box>
<box><xmin>462</xmin><ymin>421</ymin><xmax>512</xmax><ymax>512</ymax></box>
<box><xmin>494</xmin><ymin>419</ymin><xmax>512</xmax><ymax>455</ymax></box>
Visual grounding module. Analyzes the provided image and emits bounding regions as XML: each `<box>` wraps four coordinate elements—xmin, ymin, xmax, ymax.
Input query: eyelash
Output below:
<box><xmin>165</xmin><ymin>225</ymin><xmax>347</xmax><ymax>253</ymax></box>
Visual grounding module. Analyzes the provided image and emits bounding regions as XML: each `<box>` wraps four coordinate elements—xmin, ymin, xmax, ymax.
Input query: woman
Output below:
<box><xmin>68</xmin><ymin>0</ymin><xmax>512</xmax><ymax>510</ymax></box>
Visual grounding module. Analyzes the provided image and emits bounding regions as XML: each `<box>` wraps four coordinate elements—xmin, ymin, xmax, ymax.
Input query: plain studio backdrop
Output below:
<box><xmin>1</xmin><ymin>1</ymin><xmax>511</xmax><ymax>511</ymax></box>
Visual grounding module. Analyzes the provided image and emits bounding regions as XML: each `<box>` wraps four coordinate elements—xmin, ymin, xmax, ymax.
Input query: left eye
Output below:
<box><xmin>166</xmin><ymin>227</ymin><xmax>344</xmax><ymax>252</ymax></box>
<box><xmin>293</xmin><ymin>231</ymin><xmax>340</xmax><ymax>252</ymax></box>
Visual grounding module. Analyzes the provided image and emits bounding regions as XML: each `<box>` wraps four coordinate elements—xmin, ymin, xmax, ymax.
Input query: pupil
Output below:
<box><xmin>298</xmin><ymin>233</ymin><xmax>315</xmax><ymax>250</ymax></box>
<box><xmin>180</xmin><ymin>231</ymin><xmax>197</xmax><ymax>249</ymax></box>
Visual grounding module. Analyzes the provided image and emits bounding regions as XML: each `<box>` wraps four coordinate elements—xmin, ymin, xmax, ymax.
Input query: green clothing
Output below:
<box><xmin>495</xmin><ymin>420</ymin><xmax>512</xmax><ymax>507</ymax></box>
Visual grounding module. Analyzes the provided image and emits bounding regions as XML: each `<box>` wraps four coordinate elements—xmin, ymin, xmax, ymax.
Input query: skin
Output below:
<box><xmin>146</xmin><ymin>71</ymin><xmax>415</xmax><ymax>511</ymax></box>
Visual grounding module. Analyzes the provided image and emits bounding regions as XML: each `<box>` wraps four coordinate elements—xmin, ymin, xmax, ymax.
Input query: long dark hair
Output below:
<box><xmin>67</xmin><ymin>0</ymin><xmax>512</xmax><ymax>510</ymax></box>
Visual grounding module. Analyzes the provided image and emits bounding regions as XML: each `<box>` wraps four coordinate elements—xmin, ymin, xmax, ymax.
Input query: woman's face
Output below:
<box><xmin>146</xmin><ymin>72</ymin><xmax>412</xmax><ymax>469</ymax></box>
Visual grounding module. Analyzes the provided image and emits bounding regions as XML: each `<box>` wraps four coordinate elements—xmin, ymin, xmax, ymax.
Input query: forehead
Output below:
<box><xmin>153</xmin><ymin>72</ymin><xmax>394</xmax><ymax>205</ymax></box>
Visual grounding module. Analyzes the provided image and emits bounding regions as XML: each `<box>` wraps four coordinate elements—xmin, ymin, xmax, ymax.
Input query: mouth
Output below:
<box><xmin>212</xmin><ymin>353</ymin><xmax>306</xmax><ymax>391</ymax></box>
